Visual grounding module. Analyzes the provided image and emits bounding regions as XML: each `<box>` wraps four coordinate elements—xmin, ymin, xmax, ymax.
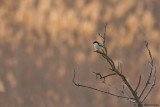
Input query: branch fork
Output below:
<box><xmin>73</xmin><ymin>25</ymin><xmax>156</xmax><ymax>107</ymax></box>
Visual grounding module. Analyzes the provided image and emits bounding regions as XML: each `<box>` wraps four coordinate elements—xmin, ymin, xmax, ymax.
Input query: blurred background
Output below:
<box><xmin>0</xmin><ymin>0</ymin><xmax>160</xmax><ymax>107</ymax></box>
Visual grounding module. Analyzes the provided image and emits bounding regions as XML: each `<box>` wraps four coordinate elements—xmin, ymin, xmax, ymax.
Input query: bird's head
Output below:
<box><xmin>93</xmin><ymin>41</ymin><xmax>99</xmax><ymax>44</ymax></box>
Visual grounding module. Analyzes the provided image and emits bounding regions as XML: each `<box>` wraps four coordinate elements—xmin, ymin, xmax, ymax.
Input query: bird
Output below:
<box><xmin>93</xmin><ymin>41</ymin><xmax>104</xmax><ymax>51</ymax></box>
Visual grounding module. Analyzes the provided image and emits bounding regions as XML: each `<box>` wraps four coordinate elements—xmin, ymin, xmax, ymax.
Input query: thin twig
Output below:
<box><xmin>93</xmin><ymin>72</ymin><xmax>117</xmax><ymax>83</ymax></box>
<box><xmin>141</xmin><ymin>67</ymin><xmax>156</xmax><ymax>102</ymax></box>
<box><xmin>108</xmin><ymin>84</ymin><xmax>136</xmax><ymax>103</ymax></box>
<box><xmin>122</xmin><ymin>84</ymin><xmax>125</xmax><ymax>92</ymax></box>
<box><xmin>134</xmin><ymin>75</ymin><xmax>141</xmax><ymax>93</ymax></box>
<box><xmin>145</xmin><ymin>41</ymin><xmax>153</xmax><ymax>60</ymax></box>
<box><xmin>103</xmin><ymin>24</ymin><xmax>107</xmax><ymax>52</ymax></box>
<box><xmin>98</xmin><ymin>24</ymin><xmax>108</xmax><ymax>54</ymax></box>
<box><xmin>138</xmin><ymin>41</ymin><xmax>154</xmax><ymax>99</ymax></box>
<box><xmin>118</xmin><ymin>62</ymin><xmax>122</xmax><ymax>74</ymax></box>
<box><xmin>98</xmin><ymin>33</ymin><xmax>104</xmax><ymax>39</ymax></box>
<box><xmin>73</xmin><ymin>70</ymin><xmax>134</xmax><ymax>99</ymax></box>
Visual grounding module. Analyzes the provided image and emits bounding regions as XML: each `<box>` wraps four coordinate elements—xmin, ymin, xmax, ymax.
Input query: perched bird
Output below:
<box><xmin>93</xmin><ymin>41</ymin><xmax>104</xmax><ymax>51</ymax></box>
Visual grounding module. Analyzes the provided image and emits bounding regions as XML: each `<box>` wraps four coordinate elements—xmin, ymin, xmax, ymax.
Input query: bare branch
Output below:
<box><xmin>94</xmin><ymin>26</ymin><xmax>141</xmax><ymax>104</ymax></box>
<box><xmin>138</xmin><ymin>41</ymin><xmax>154</xmax><ymax>99</ymax></box>
<box><xmin>108</xmin><ymin>84</ymin><xmax>136</xmax><ymax>103</ymax></box>
<box><xmin>93</xmin><ymin>50</ymin><xmax>115</xmax><ymax>68</ymax></box>
<box><xmin>118</xmin><ymin>62</ymin><xmax>122</xmax><ymax>74</ymax></box>
<box><xmin>145</xmin><ymin>41</ymin><xmax>153</xmax><ymax>61</ymax></box>
<box><xmin>98</xmin><ymin>24</ymin><xmax>108</xmax><ymax>54</ymax></box>
<box><xmin>122</xmin><ymin>84</ymin><xmax>125</xmax><ymax>92</ymax></box>
<box><xmin>103</xmin><ymin>24</ymin><xmax>108</xmax><ymax>54</ymax></box>
<box><xmin>98</xmin><ymin>33</ymin><xmax>104</xmax><ymax>39</ymax></box>
<box><xmin>74</xmin><ymin>25</ymin><xmax>156</xmax><ymax>107</ymax></box>
<box><xmin>141</xmin><ymin>67</ymin><xmax>156</xmax><ymax>102</ymax></box>
<box><xmin>93</xmin><ymin>72</ymin><xmax>117</xmax><ymax>83</ymax></box>
<box><xmin>134</xmin><ymin>75</ymin><xmax>141</xmax><ymax>93</ymax></box>
<box><xmin>73</xmin><ymin>70</ymin><xmax>135</xmax><ymax>99</ymax></box>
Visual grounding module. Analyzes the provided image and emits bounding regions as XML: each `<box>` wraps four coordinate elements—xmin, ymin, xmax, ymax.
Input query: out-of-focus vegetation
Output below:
<box><xmin>0</xmin><ymin>0</ymin><xmax>159</xmax><ymax>107</ymax></box>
